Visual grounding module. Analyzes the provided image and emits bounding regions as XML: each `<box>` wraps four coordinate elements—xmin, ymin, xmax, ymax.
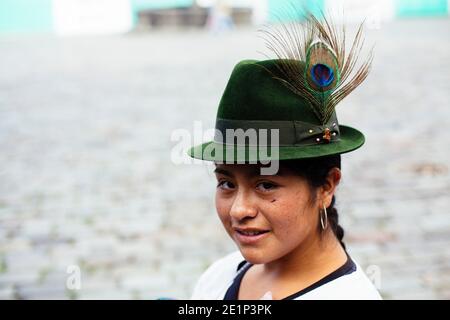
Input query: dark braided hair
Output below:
<box><xmin>281</xmin><ymin>155</ymin><xmax>346</xmax><ymax>250</ymax></box>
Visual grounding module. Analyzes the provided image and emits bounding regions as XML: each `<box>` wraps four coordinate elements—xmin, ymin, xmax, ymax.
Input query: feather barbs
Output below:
<box><xmin>259</xmin><ymin>10</ymin><xmax>374</xmax><ymax>125</ymax></box>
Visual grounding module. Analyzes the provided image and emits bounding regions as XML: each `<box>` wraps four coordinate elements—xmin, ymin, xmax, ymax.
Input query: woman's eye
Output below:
<box><xmin>256</xmin><ymin>182</ymin><xmax>277</xmax><ymax>192</ymax></box>
<box><xmin>217</xmin><ymin>181</ymin><xmax>235</xmax><ymax>190</ymax></box>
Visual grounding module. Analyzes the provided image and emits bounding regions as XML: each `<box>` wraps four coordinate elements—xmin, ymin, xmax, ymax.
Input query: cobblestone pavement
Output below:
<box><xmin>0</xmin><ymin>18</ymin><xmax>449</xmax><ymax>299</ymax></box>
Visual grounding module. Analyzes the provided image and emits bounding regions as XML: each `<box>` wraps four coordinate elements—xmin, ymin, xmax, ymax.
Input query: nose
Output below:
<box><xmin>229</xmin><ymin>189</ymin><xmax>257</xmax><ymax>221</ymax></box>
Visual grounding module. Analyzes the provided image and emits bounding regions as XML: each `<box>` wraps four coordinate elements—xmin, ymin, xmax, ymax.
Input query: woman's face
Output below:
<box><xmin>214</xmin><ymin>163</ymin><xmax>322</xmax><ymax>264</ymax></box>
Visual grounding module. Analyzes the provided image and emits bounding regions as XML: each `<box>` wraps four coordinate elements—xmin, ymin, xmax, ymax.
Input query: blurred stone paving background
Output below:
<box><xmin>0</xmin><ymin>18</ymin><xmax>449</xmax><ymax>299</ymax></box>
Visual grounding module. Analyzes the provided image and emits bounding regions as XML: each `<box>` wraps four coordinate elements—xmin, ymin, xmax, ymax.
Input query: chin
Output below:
<box><xmin>238</xmin><ymin>246</ymin><xmax>272</xmax><ymax>264</ymax></box>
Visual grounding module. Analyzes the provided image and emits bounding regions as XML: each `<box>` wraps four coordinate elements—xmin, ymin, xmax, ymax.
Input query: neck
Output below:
<box><xmin>262</xmin><ymin>230</ymin><xmax>347</xmax><ymax>280</ymax></box>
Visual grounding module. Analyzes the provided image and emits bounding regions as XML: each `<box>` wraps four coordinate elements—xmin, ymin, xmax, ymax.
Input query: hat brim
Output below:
<box><xmin>187</xmin><ymin>125</ymin><xmax>364</xmax><ymax>162</ymax></box>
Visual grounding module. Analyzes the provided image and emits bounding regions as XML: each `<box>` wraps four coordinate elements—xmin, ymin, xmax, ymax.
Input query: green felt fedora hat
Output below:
<box><xmin>187</xmin><ymin>59</ymin><xmax>365</xmax><ymax>163</ymax></box>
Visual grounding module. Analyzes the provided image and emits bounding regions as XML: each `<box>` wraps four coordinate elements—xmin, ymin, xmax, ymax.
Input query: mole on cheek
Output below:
<box><xmin>271</xmin><ymin>199</ymin><xmax>276</xmax><ymax>203</ymax></box>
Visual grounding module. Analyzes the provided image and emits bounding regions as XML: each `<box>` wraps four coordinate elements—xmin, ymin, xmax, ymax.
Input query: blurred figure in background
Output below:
<box><xmin>206</xmin><ymin>0</ymin><xmax>234</xmax><ymax>33</ymax></box>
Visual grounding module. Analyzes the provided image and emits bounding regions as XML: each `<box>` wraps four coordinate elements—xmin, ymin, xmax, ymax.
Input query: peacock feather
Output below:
<box><xmin>259</xmin><ymin>9</ymin><xmax>374</xmax><ymax>125</ymax></box>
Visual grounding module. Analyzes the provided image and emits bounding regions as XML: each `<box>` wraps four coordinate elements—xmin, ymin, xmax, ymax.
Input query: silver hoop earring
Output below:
<box><xmin>320</xmin><ymin>204</ymin><xmax>328</xmax><ymax>230</ymax></box>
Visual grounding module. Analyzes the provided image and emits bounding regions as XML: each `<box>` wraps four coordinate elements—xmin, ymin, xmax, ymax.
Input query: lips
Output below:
<box><xmin>236</xmin><ymin>229</ymin><xmax>269</xmax><ymax>236</ymax></box>
<box><xmin>233</xmin><ymin>227</ymin><xmax>270</xmax><ymax>245</ymax></box>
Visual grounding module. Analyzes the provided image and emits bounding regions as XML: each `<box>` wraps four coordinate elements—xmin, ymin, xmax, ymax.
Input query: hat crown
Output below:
<box><xmin>216</xmin><ymin>59</ymin><xmax>335</xmax><ymax>126</ymax></box>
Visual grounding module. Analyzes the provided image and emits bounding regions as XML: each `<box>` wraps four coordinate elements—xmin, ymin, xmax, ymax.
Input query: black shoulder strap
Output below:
<box><xmin>236</xmin><ymin>260</ymin><xmax>247</xmax><ymax>272</ymax></box>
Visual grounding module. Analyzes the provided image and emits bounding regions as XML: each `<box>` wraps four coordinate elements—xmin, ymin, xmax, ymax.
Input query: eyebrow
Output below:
<box><xmin>214</xmin><ymin>168</ymin><xmax>233</xmax><ymax>177</ymax></box>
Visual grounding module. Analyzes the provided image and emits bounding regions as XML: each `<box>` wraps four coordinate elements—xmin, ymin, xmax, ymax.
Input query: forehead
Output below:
<box><xmin>214</xmin><ymin>163</ymin><xmax>294</xmax><ymax>177</ymax></box>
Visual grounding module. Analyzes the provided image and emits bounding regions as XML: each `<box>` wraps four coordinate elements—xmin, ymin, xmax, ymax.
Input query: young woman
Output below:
<box><xmin>187</xmin><ymin>14</ymin><xmax>381</xmax><ymax>300</ymax></box>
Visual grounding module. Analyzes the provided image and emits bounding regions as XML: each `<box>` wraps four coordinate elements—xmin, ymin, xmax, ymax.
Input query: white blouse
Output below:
<box><xmin>191</xmin><ymin>250</ymin><xmax>382</xmax><ymax>300</ymax></box>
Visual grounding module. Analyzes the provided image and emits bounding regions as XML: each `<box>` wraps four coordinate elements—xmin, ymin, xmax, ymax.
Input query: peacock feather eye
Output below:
<box><xmin>311</xmin><ymin>64</ymin><xmax>334</xmax><ymax>87</ymax></box>
<box><xmin>305</xmin><ymin>42</ymin><xmax>340</xmax><ymax>93</ymax></box>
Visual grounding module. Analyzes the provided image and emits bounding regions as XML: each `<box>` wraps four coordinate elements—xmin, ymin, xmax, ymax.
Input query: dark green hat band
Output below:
<box><xmin>214</xmin><ymin>114</ymin><xmax>340</xmax><ymax>147</ymax></box>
